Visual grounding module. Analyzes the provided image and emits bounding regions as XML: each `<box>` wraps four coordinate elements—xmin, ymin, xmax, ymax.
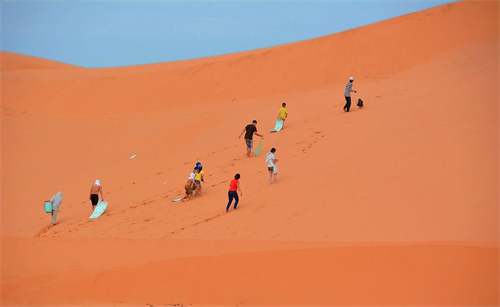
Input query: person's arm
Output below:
<box><xmin>237</xmin><ymin>182</ymin><xmax>242</xmax><ymax>196</ymax></box>
<box><xmin>99</xmin><ymin>186</ymin><xmax>104</xmax><ymax>201</ymax></box>
<box><xmin>238</xmin><ymin>128</ymin><xmax>246</xmax><ymax>138</ymax></box>
<box><xmin>255</xmin><ymin>132</ymin><xmax>264</xmax><ymax>138</ymax></box>
<box><xmin>351</xmin><ymin>88</ymin><xmax>357</xmax><ymax>94</ymax></box>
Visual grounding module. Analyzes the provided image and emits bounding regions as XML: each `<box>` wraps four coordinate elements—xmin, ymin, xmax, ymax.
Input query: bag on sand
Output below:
<box><xmin>44</xmin><ymin>201</ymin><xmax>52</xmax><ymax>213</ymax></box>
<box><xmin>357</xmin><ymin>98</ymin><xmax>364</xmax><ymax>108</ymax></box>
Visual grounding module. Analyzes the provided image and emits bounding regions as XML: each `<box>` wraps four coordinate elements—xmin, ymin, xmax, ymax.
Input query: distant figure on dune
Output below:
<box><xmin>89</xmin><ymin>180</ymin><xmax>104</xmax><ymax>211</ymax></box>
<box><xmin>49</xmin><ymin>191</ymin><xmax>63</xmax><ymax>225</ymax></box>
<box><xmin>278</xmin><ymin>102</ymin><xmax>288</xmax><ymax>128</ymax></box>
<box><xmin>343</xmin><ymin>76</ymin><xmax>358</xmax><ymax>112</ymax></box>
<box><xmin>226</xmin><ymin>173</ymin><xmax>242</xmax><ymax>211</ymax></box>
<box><xmin>194</xmin><ymin>162</ymin><xmax>204</xmax><ymax>196</ymax></box>
<box><xmin>183</xmin><ymin>171</ymin><xmax>198</xmax><ymax>201</ymax></box>
<box><xmin>265</xmin><ymin>148</ymin><xmax>279</xmax><ymax>184</ymax></box>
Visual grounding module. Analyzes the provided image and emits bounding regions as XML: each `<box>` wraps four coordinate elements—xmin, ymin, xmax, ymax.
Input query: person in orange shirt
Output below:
<box><xmin>226</xmin><ymin>173</ymin><xmax>243</xmax><ymax>212</ymax></box>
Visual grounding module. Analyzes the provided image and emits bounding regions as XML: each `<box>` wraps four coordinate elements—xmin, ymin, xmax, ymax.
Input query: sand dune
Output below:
<box><xmin>1</xmin><ymin>1</ymin><xmax>499</xmax><ymax>306</ymax></box>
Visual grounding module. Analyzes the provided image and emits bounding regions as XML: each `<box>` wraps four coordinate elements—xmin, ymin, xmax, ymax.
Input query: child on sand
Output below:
<box><xmin>194</xmin><ymin>162</ymin><xmax>204</xmax><ymax>196</ymax></box>
<box><xmin>89</xmin><ymin>180</ymin><xmax>104</xmax><ymax>212</ymax></box>
<box><xmin>266</xmin><ymin>148</ymin><xmax>279</xmax><ymax>184</ymax></box>
<box><xmin>226</xmin><ymin>173</ymin><xmax>242</xmax><ymax>211</ymax></box>
<box><xmin>278</xmin><ymin>102</ymin><xmax>287</xmax><ymax>128</ymax></box>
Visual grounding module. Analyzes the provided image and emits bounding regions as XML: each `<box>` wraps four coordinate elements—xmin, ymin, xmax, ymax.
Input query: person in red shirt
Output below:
<box><xmin>226</xmin><ymin>173</ymin><xmax>243</xmax><ymax>211</ymax></box>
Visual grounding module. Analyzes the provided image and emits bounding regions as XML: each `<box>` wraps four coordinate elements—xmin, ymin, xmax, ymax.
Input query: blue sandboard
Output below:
<box><xmin>89</xmin><ymin>200</ymin><xmax>108</xmax><ymax>219</ymax></box>
<box><xmin>172</xmin><ymin>198</ymin><xmax>182</xmax><ymax>202</ymax></box>
<box><xmin>253</xmin><ymin>138</ymin><xmax>264</xmax><ymax>156</ymax></box>
<box><xmin>269</xmin><ymin>119</ymin><xmax>284</xmax><ymax>133</ymax></box>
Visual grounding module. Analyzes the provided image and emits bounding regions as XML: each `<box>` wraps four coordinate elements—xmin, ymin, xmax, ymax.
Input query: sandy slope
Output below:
<box><xmin>1</xmin><ymin>1</ymin><xmax>499</xmax><ymax>306</ymax></box>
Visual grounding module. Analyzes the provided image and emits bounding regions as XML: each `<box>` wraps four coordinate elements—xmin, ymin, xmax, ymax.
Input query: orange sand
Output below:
<box><xmin>1</xmin><ymin>1</ymin><xmax>499</xmax><ymax>306</ymax></box>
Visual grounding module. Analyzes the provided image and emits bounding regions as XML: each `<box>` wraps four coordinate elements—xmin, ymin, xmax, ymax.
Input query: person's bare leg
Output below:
<box><xmin>269</xmin><ymin>170</ymin><xmax>273</xmax><ymax>184</ymax></box>
<box><xmin>274</xmin><ymin>173</ymin><xmax>278</xmax><ymax>183</ymax></box>
<box><xmin>247</xmin><ymin>148</ymin><xmax>251</xmax><ymax>157</ymax></box>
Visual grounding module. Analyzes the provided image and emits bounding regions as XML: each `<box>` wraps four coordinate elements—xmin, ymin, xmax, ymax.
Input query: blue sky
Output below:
<box><xmin>0</xmin><ymin>0</ymin><xmax>456</xmax><ymax>68</ymax></box>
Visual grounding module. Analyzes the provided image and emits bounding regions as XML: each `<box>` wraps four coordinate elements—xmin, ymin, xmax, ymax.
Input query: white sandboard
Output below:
<box><xmin>269</xmin><ymin>119</ymin><xmax>284</xmax><ymax>133</ymax></box>
<box><xmin>253</xmin><ymin>138</ymin><xmax>264</xmax><ymax>156</ymax></box>
<box><xmin>89</xmin><ymin>200</ymin><xmax>108</xmax><ymax>219</ymax></box>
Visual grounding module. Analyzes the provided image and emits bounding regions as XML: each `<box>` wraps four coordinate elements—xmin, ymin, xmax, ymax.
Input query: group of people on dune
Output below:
<box><xmin>45</xmin><ymin>180</ymin><xmax>104</xmax><ymax>225</ymax></box>
<box><xmin>45</xmin><ymin>78</ymin><xmax>359</xmax><ymax>222</ymax></box>
<box><xmin>182</xmin><ymin>162</ymin><xmax>205</xmax><ymax>201</ymax></box>
<box><xmin>181</xmin><ymin>102</ymin><xmax>287</xmax><ymax>211</ymax></box>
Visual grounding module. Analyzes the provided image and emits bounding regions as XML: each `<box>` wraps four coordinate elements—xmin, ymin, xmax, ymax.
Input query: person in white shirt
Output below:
<box><xmin>265</xmin><ymin>148</ymin><xmax>279</xmax><ymax>184</ymax></box>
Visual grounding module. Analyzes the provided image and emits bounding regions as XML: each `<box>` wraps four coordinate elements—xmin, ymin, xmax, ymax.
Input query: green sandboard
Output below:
<box><xmin>253</xmin><ymin>138</ymin><xmax>264</xmax><ymax>156</ymax></box>
<box><xmin>269</xmin><ymin>119</ymin><xmax>284</xmax><ymax>133</ymax></box>
<box><xmin>172</xmin><ymin>198</ymin><xmax>182</xmax><ymax>202</ymax></box>
<box><xmin>89</xmin><ymin>200</ymin><xmax>108</xmax><ymax>219</ymax></box>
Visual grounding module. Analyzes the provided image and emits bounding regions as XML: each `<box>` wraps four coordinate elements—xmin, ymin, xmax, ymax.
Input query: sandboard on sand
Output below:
<box><xmin>253</xmin><ymin>137</ymin><xmax>264</xmax><ymax>156</ymax></box>
<box><xmin>269</xmin><ymin>119</ymin><xmax>284</xmax><ymax>133</ymax></box>
<box><xmin>89</xmin><ymin>200</ymin><xmax>108</xmax><ymax>219</ymax></box>
<box><xmin>172</xmin><ymin>198</ymin><xmax>182</xmax><ymax>202</ymax></box>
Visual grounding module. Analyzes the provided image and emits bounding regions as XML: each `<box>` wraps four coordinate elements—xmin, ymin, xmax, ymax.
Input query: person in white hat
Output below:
<box><xmin>343</xmin><ymin>76</ymin><xmax>357</xmax><ymax>112</ymax></box>
<box><xmin>89</xmin><ymin>180</ymin><xmax>104</xmax><ymax>211</ymax></box>
<box><xmin>182</xmin><ymin>171</ymin><xmax>198</xmax><ymax>201</ymax></box>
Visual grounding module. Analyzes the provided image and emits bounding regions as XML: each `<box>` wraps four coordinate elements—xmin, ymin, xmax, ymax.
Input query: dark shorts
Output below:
<box><xmin>268</xmin><ymin>167</ymin><xmax>274</xmax><ymax>171</ymax></box>
<box><xmin>246</xmin><ymin>139</ymin><xmax>253</xmax><ymax>149</ymax></box>
<box><xmin>90</xmin><ymin>194</ymin><xmax>99</xmax><ymax>206</ymax></box>
<box><xmin>194</xmin><ymin>180</ymin><xmax>201</xmax><ymax>185</ymax></box>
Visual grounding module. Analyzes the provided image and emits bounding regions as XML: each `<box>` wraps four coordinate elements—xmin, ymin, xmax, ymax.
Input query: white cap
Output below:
<box><xmin>349</xmin><ymin>76</ymin><xmax>354</xmax><ymax>81</ymax></box>
<box><xmin>95</xmin><ymin>180</ymin><xmax>101</xmax><ymax>185</ymax></box>
<box><xmin>188</xmin><ymin>173</ymin><xmax>195</xmax><ymax>180</ymax></box>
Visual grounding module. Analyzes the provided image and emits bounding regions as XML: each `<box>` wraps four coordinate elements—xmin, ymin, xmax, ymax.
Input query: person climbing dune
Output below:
<box><xmin>239</xmin><ymin>120</ymin><xmax>264</xmax><ymax>157</ymax></box>
<box><xmin>89</xmin><ymin>180</ymin><xmax>104</xmax><ymax>212</ymax></box>
<box><xmin>278</xmin><ymin>102</ymin><xmax>288</xmax><ymax>129</ymax></box>
<box><xmin>48</xmin><ymin>191</ymin><xmax>63</xmax><ymax>225</ymax></box>
<box><xmin>343</xmin><ymin>76</ymin><xmax>358</xmax><ymax>112</ymax></box>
